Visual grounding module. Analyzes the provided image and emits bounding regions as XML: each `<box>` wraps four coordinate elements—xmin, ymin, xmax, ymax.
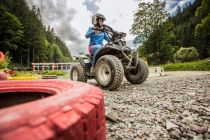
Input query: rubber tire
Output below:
<box><xmin>70</xmin><ymin>64</ymin><xmax>87</xmax><ymax>83</ymax></box>
<box><xmin>95</xmin><ymin>55</ymin><xmax>124</xmax><ymax>90</ymax></box>
<box><xmin>0</xmin><ymin>80</ymin><xmax>106</xmax><ymax>140</ymax></box>
<box><xmin>125</xmin><ymin>58</ymin><xmax>149</xmax><ymax>84</ymax></box>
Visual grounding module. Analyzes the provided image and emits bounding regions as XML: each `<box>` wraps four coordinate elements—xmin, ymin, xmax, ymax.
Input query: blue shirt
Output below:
<box><xmin>85</xmin><ymin>27</ymin><xmax>111</xmax><ymax>46</ymax></box>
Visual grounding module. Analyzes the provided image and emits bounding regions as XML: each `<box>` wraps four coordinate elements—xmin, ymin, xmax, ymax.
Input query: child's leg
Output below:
<box><xmin>90</xmin><ymin>45</ymin><xmax>103</xmax><ymax>66</ymax></box>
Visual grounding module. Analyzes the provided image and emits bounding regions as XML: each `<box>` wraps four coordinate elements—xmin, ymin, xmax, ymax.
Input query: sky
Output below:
<box><xmin>26</xmin><ymin>0</ymin><xmax>194</xmax><ymax>55</ymax></box>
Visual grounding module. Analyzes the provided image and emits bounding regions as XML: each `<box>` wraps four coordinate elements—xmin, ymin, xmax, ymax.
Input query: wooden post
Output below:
<box><xmin>61</xmin><ymin>64</ymin><xmax>63</xmax><ymax>70</ymax></box>
<box><xmin>42</xmin><ymin>64</ymin><xmax>44</xmax><ymax>71</ymax></box>
<box><xmin>32</xmin><ymin>63</ymin><xmax>35</xmax><ymax>71</ymax></box>
<box><xmin>52</xmin><ymin>63</ymin><xmax>55</xmax><ymax>71</ymax></box>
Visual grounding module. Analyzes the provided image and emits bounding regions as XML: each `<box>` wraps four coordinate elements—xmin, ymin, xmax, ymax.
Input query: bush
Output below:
<box><xmin>0</xmin><ymin>52</ymin><xmax>11</xmax><ymax>69</ymax></box>
<box><xmin>174</xmin><ymin>47</ymin><xmax>199</xmax><ymax>62</ymax></box>
<box><xmin>162</xmin><ymin>60</ymin><xmax>210</xmax><ymax>71</ymax></box>
<box><xmin>42</xmin><ymin>70</ymin><xmax>67</xmax><ymax>76</ymax></box>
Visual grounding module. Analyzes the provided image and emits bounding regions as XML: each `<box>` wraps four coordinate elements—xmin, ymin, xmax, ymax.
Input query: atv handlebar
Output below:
<box><xmin>93</xmin><ymin>25</ymin><xmax>126</xmax><ymax>41</ymax></box>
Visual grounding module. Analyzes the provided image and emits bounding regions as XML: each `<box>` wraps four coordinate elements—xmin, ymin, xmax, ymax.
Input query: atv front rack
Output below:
<box><xmin>122</xmin><ymin>46</ymin><xmax>138</xmax><ymax>69</ymax></box>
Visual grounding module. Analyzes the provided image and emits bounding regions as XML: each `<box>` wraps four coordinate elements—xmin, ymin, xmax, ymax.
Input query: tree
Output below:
<box><xmin>52</xmin><ymin>44</ymin><xmax>64</xmax><ymax>62</ymax></box>
<box><xmin>194</xmin><ymin>0</ymin><xmax>210</xmax><ymax>58</ymax></box>
<box><xmin>0</xmin><ymin>4</ymin><xmax>23</xmax><ymax>53</ymax></box>
<box><xmin>195</xmin><ymin>15</ymin><xmax>210</xmax><ymax>38</ymax></box>
<box><xmin>131</xmin><ymin>0</ymin><xmax>168</xmax><ymax>64</ymax></box>
<box><xmin>54</xmin><ymin>36</ymin><xmax>72</xmax><ymax>61</ymax></box>
<box><xmin>0</xmin><ymin>0</ymin><xmax>73</xmax><ymax>66</ymax></box>
<box><xmin>132</xmin><ymin>0</ymin><xmax>209</xmax><ymax>65</ymax></box>
<box><xmin>140</xmin><ymin>21</ymin><xmax>176</xmax><ymax>64</ymax></box>
<box><xmin>131</xmin><ymin>0</ymin><xmax>168</xmax><ymax>41</ymax></box>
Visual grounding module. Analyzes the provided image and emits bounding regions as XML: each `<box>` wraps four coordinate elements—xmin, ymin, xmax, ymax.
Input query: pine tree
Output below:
<box><xmin>0</xmin><ymin>4</ymin><xmax>23</xmax><ymax>53</ymax></box>
<box><xmin>194</xmin><ymin>0</ymin><xmax>210</xmax><ymax>58</ymax></box>
<box><xmin>0</xmin><ymin>0</ymin><xmax>73</xmax><ymax>66</ymax></box>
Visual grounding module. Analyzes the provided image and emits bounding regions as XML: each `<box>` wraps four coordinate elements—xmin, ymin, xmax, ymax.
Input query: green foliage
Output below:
<box><xmin>0</xmin><ymin>0</ymin><xmax>72</xmax><ymax>66</ymax></box>
<box><xmin>171</xmin><ymin>0</ymin><xmax>209</xmax><ymax>58</ymax></box>
<box><xmin>42</xmin><ymin>70</ymin><xmax>67</xmax><ymax>76</ymax></box>
<box><xmin>0</xmin><ymin>52</ymin><xmax>11</xmax><ymax>69</ymax></box>
<box><xmin>0</xmin><ymin>4</ymin><xmax>23</xmax><ymax>52</ymax></box>
<box><xmin>174</xmin><ymin>47</ymin><xmax>199</xmax><ymax>62</ymax></box>
<box><xmin>131</xmin><ymin>0</ymin><xmax>168</xmax><ymax>40</ymax></box>
<box><xmin>139</xmin><ymin>21</ymin><xmax>177</xmax><ymax>64</ymax></box>
<box><xmin>195</xmin><ymin>14</ymin><xmax>210</xmax><ymax>38</ymax></box>
<box><xmin>10</xmin><ymin>71</ymin><xmax>39</xmax><ymax>77</ymax></box>
<box><xmin>195</xmin><ymin>0</ymin><xmax>210</xmax><ymax>19</ymax></box>
<box><xmin>44</xmin><ymin>39</ymin><xmax>54</xmax><ymax>62</ymax></box>
<box><xmin>52</xmin><ymin>44</ymin><xmax>64</xmax><ymax>62</ymax></box>
<box><xmin>194</xmin><ymin>0</ymin><xmax>210</xmax><ymax>59</ymax></box>
<box><xmin>62</xmin><ymin>57</ymin><xmax>72</xmax><ymax>62</ymax></box>
<box><xmin>162</xmin><ymin>60</ymin><xmax>210</xmax><ymax>71</ymax></box>
<box><xmin>134</xmin><ymin>0</ymin><xmax>210</xmax><ymax>65</ymax></box>
<box><xmin>54</xmin><ymin>36</ymin><xmax>72</xmax><ymax>61</ymax></box>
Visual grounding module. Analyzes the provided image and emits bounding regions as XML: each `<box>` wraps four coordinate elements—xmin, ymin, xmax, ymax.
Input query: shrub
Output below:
<box><xmin>42</xmin><ymin>70</ymin><xmax>67</xmax><ymax>76</ymax></box>
<box><xmin>0</xmin><ymin>52</ymin><xmax>11</xmax><ymax>69</ymax></box>
<box><xmin>162</xmin><ymin>60</ymin><xmax>210</xmax><ymax>71</ymax></box>
<box><xmin>174</xmin><ymin>47</ymin><xmax>199</xmax><ymax>62</ymax></box>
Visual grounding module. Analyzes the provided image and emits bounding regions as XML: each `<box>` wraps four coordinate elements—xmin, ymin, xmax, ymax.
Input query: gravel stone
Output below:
<box><xmin>166</xmin><ymin>120</ymin><xmax>179</xmax><ymax>131</ymax></box>
<box><xmin>169</xmin><ymin>128</ymin><xmax>181</xmax><ymax>139</ymax></box>
<box><xmin>97</xmin><ymin>71</ymin><xmax>210</xmax><ymax>140</ymax></box>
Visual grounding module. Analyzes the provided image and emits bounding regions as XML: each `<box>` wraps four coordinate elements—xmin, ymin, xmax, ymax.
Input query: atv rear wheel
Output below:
<box><xmin>125</xmin><ymin>58</ymin><xmax>149</xmax><ymax>84</ymax></box>
<box><xmin>95</xmin><ymin>55</ymin><xmax>124</xmax><ymax>90</ymax></box>
<box><xmin>70</xmin><ymin>64</ymin><xmax>87</xmax><ymax>83</ymax></box>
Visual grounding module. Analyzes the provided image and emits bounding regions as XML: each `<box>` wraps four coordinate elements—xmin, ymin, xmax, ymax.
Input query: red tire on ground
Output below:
<box><xmin>0</xmin><ymin>52</ymin><xmax>5</xmax><ymax>63</ymax></box>
<box><xmin>0</xmin><ymin>80</ymin><xmax>106</xmax><ymax>140</ymax></box>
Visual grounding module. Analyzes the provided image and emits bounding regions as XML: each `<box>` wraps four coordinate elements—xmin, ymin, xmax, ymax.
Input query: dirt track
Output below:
<box><xmin>90</xmin><ymin>71</ymin><xmax>210</xmax><ymax>140</ymax></box>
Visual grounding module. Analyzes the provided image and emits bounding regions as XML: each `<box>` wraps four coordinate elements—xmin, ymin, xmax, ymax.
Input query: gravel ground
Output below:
<box><xmin>100</xmin><ymin>71</ymin><xmax>210</xmax><ymax>140</ymax></box>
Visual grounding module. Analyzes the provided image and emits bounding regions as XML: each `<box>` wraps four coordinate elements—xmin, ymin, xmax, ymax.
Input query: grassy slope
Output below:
<box><xmin>161</xmin><ymin>60</ymin><xmax>210</xmax><ymax>71</ymax></box>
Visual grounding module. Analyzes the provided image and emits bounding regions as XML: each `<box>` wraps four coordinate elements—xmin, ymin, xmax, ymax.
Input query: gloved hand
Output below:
<box><xmin>93</xmin><ymin>26</ymin><xmax>104</xmax><ymax>31</ymax></box>
<box><xmin>93</xmin><ymin>26</ymin><xmax>103</xmax><ymax>34</ymax></box>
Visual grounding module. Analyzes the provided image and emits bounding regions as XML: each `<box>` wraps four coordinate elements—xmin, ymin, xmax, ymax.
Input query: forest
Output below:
<box><xmin>0</xmin><ymin>0</ymin><xmax>72</xmax><ymax>67</ymax></box>
<box><xmin>132</xmin><ymin>0</ymin><xmax>210</xmax><ymax>65</ymax></box>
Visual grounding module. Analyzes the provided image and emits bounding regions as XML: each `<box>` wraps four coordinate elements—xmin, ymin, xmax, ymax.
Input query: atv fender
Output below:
<box><xmin>93</xmin><ymin>44</ymin><xmax>131</xmax><ymax>66</ymax></box>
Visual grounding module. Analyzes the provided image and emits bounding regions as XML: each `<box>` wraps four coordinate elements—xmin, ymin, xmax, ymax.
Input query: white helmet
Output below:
<box><xmin>92</xmin><ymin>13</ymin><xmax>106</xmax><ymax>27</ymax></box>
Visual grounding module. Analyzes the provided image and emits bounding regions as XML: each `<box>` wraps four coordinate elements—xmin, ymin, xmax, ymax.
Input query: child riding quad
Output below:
<box><xmin>70</xmin><ymin>14</ymin><xmax>149</xmax><ymax>90</ymax></box>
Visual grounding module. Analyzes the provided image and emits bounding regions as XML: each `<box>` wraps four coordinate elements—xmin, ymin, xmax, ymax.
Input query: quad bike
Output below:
<box><xmin>70</xmin><ymin>25</ymin><xmax>149</xmax><ymax>90</ymax></box>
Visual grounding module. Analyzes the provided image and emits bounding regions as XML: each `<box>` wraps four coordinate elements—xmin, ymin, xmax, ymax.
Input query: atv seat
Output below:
<box><xmin>86</xmin><ymin>54</ymin><xmax>93</xmax><ymax>59</ymax></box>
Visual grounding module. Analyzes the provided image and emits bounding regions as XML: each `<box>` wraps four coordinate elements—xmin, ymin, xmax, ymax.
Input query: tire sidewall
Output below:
<box><xmin>125</xmin><ymin>58</ymin><xmax>149</xmax><ymax>84</ymax></box>
<box><xmin>70</xmin><ymin>64</ymin><xmax>87</xmax><ymax>82</ymax></box>
<box><xmin>125</xmin><ymin>60</ymin><xmax>144</xmax><ymax>80</ymax></box>
<box><xmin>95</xmin><ymin>57</ymin><xmax>115</xmax><ymax>88</ymax></box>
<box><xmin>95</xmin><ymin>55</ymin><xmax>124</xmax><ymax>90</ymax></box>
<box><xmin>70</xmin><ymin>65</ymin><xmax>79</xmax><ymax>81</ymax></box>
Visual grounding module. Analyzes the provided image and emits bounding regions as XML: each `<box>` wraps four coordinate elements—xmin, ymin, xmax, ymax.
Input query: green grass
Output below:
<box><xmin>10</xmin><ymin>71</ymin><xmax>39</xmax><ymax>77</ymax></box>
<box><xmin>161</xmin><ymin>60</ymin><xmax>210</xmax><ymax>71</ymax></box>
<box><xmin>0</xmin><ymin>70</ymin><xmax>69</xmax><ymax>79</ymax></box>
<box><xmin>62</xmin><ymin>73</ymin><xmax>70</xmax><ymax>79</ymax></box>
<box><xmin>41</xmin><ymin>70</ymin><xmax>68</xmax><ymax>76</ymax></box>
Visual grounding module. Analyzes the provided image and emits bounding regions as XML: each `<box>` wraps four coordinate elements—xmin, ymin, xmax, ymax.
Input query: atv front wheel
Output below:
<box><xmin>95</xmin><ymin>55</ymin><xmax>124</xmax><ymax>90</ymax></box>
<box><xmin>70</xmin><ymin>64</ymin><xmax>87</xmax><ymax>83</ymax></box>
<box><xmin>125</xmin><ymin>58</ymin><xmax>149</xmax><ymax>84</ymax></box>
